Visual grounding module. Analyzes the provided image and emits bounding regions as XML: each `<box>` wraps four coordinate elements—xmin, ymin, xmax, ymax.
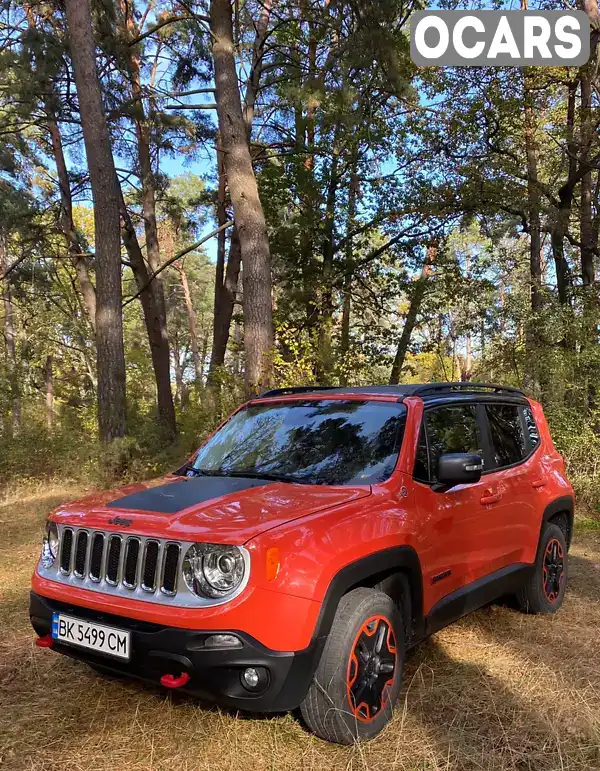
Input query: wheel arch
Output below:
<box><xmin>542</xmin><ymin>495</ymin><xmax>574</xmax><ymax>549</ymax></box>
<box><xmin>312</xmin><ymin>546</ymin><xmax>424</xmax><ymax>646</ymax></box>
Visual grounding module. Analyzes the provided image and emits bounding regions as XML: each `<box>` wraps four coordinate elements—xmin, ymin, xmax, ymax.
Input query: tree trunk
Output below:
<box><xmin>211</xmin><ymin>0</ymin><xmax>274</xmax><ymax>396</ymax></box>
<box><xmin>389</xmin><ymin>246</ymin><xmax>435</xmax><ymax>385</ymax></box>
<box><xmin>297</xmin><ymin>8</ymin><xmax>319</xmax><ymax>330</ymax></box>
<box><xmin>210</xmin><ymin>226</ymin><xmax>242</xmax><ymax>376</ymax></box>
<box><xmin>210</xmin><ymin>134</ymin><xmax>228</xmax><ymax>377</ymax></box>
<box><xmin>119</xmin><ymin>196</ymin><xmax>177</xmax><ymax>436</ymax></box>
<box><xmin>64</xmin><ymin>0</ymin><xmax>126</xmax><ymax>441</ymax></box>
<box><xmin>0</xmin><ymin>232</ymin><xmax>20</xmax><ymax>435</ymax></box>
<box><xmin>120</xmin><ymin>1</ymin><xmax>162</xmax><ymax>284</ymax></box>
<box><xmin>208</xmin><ymin>137</ymin><xmax>242</xmax><ymax>379</ymax></box>
<box><xmin>172</xmin><ymin>334</ymin><xmax>189</xmax><ymax>408</ymax></box>
<box><xmin>523</xmin><ymin>70</ymin><xmax>543</xmax><ymax>311</ymax></box>
<box><xmin>297</xmin><ymin>102</ymin><xmax>318</xmax><ymax>330</ymax></box>
<box><xmin>40</xmin><ymin>92</ymin><xmax>98</xmax><ymax>329</ymax></box>
<box><xmin>520</xmin><ymin>1</ymin><xmax>542</xmax><ymax>311</ymax></box>
<box><xmin>340</xmin><ymin>284</ymin><xmax>351</xmax><ymax>384</ymax></box>
<box><xmin>551</xmin><ymin>80</ymin><xmax>578</xmax><ymax>305</ymax></box>
<box><xmin>242</xmin><ymin>0</ymin><xmax>272</xmax><ymax>132</ymax></box>
<box><xmin>45</xmin><ymin>354</ymin><xmax>54</xmax><ymax>430</ymax></box>
<box><xmin>580</xmin><ymin>66</ymin><xmax>595</xmax><ymax>286</ymax></box>
<box><xmin>208</xmin><ymin>0</ymin><xmax>271</xmax><ymax>384</ymax></box>
<box><xmin>340</xmin><ymin>159</ymin><xmax>359</xmax><ymax>385</ymax></box>
<box><xmin>461</xmin><ymin>334</ymin><xmax>472</xmax><ymax>382</ymax></box>
<box><xmin>176</xmin><ymin>262</ymin><xmax>203</xmax><ymax>383</ymax></box>
<box><xmin>24</xmin><ymin>6</ymin><xmax>98</xmax><ymax>331</ymax></box>
<box><xmin>317</xmin><ymin>146</ymin><xmax>339</xmax><ymax>381</ymax></box>
<box><xmin>119</xmin><ymin>0</ymin><xmax>176</xmax><ymax>435</ymax></box>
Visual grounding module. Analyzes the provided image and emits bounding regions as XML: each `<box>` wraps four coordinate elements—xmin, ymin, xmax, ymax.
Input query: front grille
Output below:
<box><xmin>74</xmin><ymin>530</ymin><xmax>88</xmax><ymax>577</ymax></box>
<box><xmin>161</xmin><ymin>543</ymin><xmax>180</xmax><ymax>595</ymax></box>
<box><xmin>106</xmin><ymin>535</ymin><xmax>122</xmax><ymax>585</ymax></box>
<box><xmin>123</xmin><ymin>538</ymin><xmax>140</xmax><ymax>588</ymax></box>
<box><xmin>89</xmin><ymin>533</ymin><xmax>104</xmax><ymax>581</ymax></box>
<box><xmin>60</xmin><ymin>528</ymin><xmax>73</xmax><ymax>573</ymax></box>
<box><xmin>142</xmin><ymin>540</ymin><xmax>159</xmax><ymax>591</ymax></box>
<box><xmin>49</xmin><ymin>526</ymin><xmax>189</xmax><ymax>603</ymax></box>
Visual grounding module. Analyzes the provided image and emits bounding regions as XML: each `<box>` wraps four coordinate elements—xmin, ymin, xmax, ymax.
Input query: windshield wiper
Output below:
<box><xmin>178</xmin><ymin>464</ymin><xmax>223</xmax><ymax>478</ymax></box>
<box><xmin>178</xmin><ymin>465</ymin><xmax>316</xmax><ymax>485</ymax></box>
<box><xmin>215</xmin><ymin>469</ymin><xmax>316</xmax><ymax>485</ymax></box>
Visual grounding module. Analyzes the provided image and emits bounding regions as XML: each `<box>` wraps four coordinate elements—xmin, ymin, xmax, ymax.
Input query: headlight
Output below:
<box><xmin>41</xmin><ymin>520</ymin><xmax>59</xmax><ymax>569</ymax></box>
<box><xmin>183</xmin><ymin>543</ymin><xmax>246</xmax><ymax>599</ymax></box>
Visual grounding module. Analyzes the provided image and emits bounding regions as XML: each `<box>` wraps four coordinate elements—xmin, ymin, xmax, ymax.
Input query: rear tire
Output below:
<box><xmin>300</xmin><ymin>587</ymin><xmax>404</xmax><ymax>744</ymax></box>
<box><xmin>517</xmin><ymin>522</ymin><xmax>568</xmax><ymax>614</ymax></box>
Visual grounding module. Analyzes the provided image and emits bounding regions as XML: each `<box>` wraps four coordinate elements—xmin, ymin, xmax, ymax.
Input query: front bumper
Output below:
<box><xmin>30</xmin><ymin>592</ymin><xmax>323</xmax><ymax>712</ymax></box>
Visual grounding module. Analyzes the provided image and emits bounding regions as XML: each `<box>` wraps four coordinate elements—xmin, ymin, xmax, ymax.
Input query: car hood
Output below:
<box><xmin>50</xmin><ymin>474</ymin><xmax>371</xmax><ymax>543</ymax></box>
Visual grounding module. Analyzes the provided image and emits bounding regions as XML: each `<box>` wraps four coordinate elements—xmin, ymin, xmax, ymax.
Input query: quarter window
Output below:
<box><xmin>414</xmin><ymin>405</ymin><xmax>483</xmax><ymax>482</ymax></box>
<box><xmin>486</xmin><ymin>404</ymin><xmax>527</xmax><ymax>468</ymax></box>
<box><xmin>522</xmin><ymin>406</ymin><xmax>540</xmax><ymax>449</ymax></box>
<box><xmin>414</xmin><ymin>425</ymin><xmax>429</xmax><ymax>481</ymax></box>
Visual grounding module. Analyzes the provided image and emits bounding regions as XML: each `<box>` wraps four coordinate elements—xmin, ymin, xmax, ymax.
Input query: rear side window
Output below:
<box><xmin>486</xmin><ymin>404</ymin><xmax>527</xmax><ymax>468</ymax></box>
<box><xmin>414</xmin><ymin>405</ymin><xmax>483</xmax><ymax>482</ymax></box>
<box><xmin>522</xmin><ymin>406</ymin><xmax>540</xmax><ymax>448</ymax></box>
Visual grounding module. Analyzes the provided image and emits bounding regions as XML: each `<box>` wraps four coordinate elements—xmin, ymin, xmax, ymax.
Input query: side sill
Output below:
<box><xmin>421</xmin><ymin>563</ymin><xmax>533</xmax><ymax>639</ymax></box>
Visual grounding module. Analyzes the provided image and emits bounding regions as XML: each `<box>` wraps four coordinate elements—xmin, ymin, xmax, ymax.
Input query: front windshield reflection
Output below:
<box><xmin>192</xmin><ymin>400</ymin><xmax>407</xmax><ymax>486</ymax></box>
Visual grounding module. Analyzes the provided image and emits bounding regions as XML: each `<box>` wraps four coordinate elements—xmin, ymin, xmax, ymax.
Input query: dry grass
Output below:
<box><xmin>1</xmin><ymin>483</ymin><xmax>600</xmax><ymax>771</ymax></box>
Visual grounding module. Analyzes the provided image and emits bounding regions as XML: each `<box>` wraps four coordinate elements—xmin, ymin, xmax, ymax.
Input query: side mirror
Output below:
<box><xmin>436</xmin><ymin>453</ymin><xmax>483</xmax><ymax>489</ymax></box>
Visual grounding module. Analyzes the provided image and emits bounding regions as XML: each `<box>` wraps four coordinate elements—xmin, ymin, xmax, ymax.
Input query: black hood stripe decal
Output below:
<box><xmin>107</xmin><ymin>477</ymin><xmax>270</xmax><ymax>514</ymax></box>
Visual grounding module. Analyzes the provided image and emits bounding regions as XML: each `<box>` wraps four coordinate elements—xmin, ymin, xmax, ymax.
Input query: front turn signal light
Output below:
<box><xmin>265</xmin><ymin>547</ymin><xmax>280</xmax><ymax>581</ymax></box>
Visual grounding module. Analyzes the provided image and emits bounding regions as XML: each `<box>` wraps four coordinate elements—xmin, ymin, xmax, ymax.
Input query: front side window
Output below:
<box><xmin>192</xmin><ymin>400</ymin><xmax>407</xmax><ymax>485</ymax></box>
<box><xmin>414</xmin><ymin>404</ymin><xmax>483</xmax><ymax>482</ymax></box>
<box><xmin>486</xmin><ymin>404</ymin><xmax>527</xmax><ymax>468</ymax></box>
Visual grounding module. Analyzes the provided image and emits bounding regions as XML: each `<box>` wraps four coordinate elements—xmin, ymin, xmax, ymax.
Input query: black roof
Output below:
<box><xmin>258</xmin><ymin>382</ymin><xmax>526</xmax><ymax>401</ymax></box>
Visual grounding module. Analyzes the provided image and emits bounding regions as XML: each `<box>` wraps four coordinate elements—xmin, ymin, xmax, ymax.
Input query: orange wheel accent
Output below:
<box><xmin>346</xmin><ymin>615</ymin><xmax>397</xmax><ymax>723</ymax></box>
<box><xmin>543</xmin><ymin>538</ymin><xmax>565</xmax><ymax>603</ymax></box>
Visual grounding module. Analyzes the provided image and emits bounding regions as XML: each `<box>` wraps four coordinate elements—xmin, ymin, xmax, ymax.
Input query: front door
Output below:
<box><xmin>412</xmin><ymin>402</ymin><xmax>497</xmax><ymax>613</ymax></box>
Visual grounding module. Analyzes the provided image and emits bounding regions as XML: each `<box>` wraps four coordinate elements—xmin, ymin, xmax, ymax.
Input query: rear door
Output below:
<box><xmin>480</xmin><ymin>401</ymin><xmax>541</xmax><ymax>566</ymax></box>
<box><xmin>413</xmin><ymin>401</ymin><xmax>495</xmax><ymax>610</ymax></box>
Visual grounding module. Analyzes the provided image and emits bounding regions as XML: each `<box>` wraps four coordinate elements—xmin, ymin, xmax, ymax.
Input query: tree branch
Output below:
<box><xmin>122</xmin><ymin>221</ymin><xmax>234</xmax><ymax>307</ymax></box>
<box><xmin>128</xmin><ymin>13</ymin><xmax>208</xmax><ymax>46</ymax></box>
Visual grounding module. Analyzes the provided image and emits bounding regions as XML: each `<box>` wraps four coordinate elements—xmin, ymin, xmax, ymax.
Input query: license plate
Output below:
<box><xmin>51</xmin><ymin>613</ymin><xmax>131</xmax><ymax>660</ymax></box>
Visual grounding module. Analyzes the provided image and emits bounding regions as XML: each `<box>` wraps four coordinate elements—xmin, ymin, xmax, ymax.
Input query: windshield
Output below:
<box><xmin>191</xmin><ymin>399</ymin><xmax>407</xmax><ymax>486</ymax></box>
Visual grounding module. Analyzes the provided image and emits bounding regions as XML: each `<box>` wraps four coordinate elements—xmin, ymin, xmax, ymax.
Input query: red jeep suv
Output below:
<box><xmin>30</xmin><ymin>383</ymin><xmax>574</xmax><ymax>744</ymax></box>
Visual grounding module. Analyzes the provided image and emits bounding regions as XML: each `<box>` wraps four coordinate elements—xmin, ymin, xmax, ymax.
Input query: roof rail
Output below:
<box><xmin>257</xmin><ymin>385</ymin><xmax>339</xmax><ymax>398</ymax></box>
<box><xmin>414</xmin><ymin>382</ymin><xmax>525</xmax><ymax>397</ymax></box>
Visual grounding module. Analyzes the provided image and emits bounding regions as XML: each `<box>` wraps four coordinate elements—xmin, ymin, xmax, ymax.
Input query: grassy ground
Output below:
<box><xmin>1</xmin><ymin>483</ymin><xmax>599</xmax><ymax>771</ymax></box>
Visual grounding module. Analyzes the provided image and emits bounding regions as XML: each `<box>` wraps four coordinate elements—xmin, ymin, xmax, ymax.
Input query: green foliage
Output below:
<box><xmin>1</xmin><ymin>0</ymin><xmax>600</xmax><ymax>519</ymax></box>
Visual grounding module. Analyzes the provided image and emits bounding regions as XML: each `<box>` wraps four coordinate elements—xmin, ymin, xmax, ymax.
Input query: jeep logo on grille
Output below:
<box><xmin>108</xmin><ymin>516</ymin><xmax>134</xmax><ymax>528</ymax></box>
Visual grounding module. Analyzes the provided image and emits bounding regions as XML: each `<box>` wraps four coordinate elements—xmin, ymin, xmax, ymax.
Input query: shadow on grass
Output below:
<box><xmin>401</xmin><ymin>637</ymin><xmax>600</xmax><ymax>771</ymax></box>
<box><xmin>566</xmin><ymin>553</ymin><xmax>600</xmax><ymax>604</ymax></box>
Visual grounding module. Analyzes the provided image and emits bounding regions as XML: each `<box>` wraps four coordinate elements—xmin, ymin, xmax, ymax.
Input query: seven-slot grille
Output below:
<box><xmin>58</xmin><ymin>527</ymin><xmax>181</xmax><ymax>596</ymax></box>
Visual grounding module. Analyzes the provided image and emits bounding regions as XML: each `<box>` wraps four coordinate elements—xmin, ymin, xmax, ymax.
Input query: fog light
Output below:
<box><xmin>204</xmin><ymin>634</ymin><xmax>242</xmax><ymax>649</ymax></box>
<box><xmin>242</xmin><ymin>667</ymin><xmax>260</xmax><ymax>689</ymax></box>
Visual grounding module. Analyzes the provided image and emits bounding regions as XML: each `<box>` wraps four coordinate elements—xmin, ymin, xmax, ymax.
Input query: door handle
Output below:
<box><xmin>480</xmin><ymin>490</ymin><xmax>501</xmax><ymax>505</ymax></box>
<box><xmin>532</xmin><ymin>479</ymin><xmax>546</xmax><ymax>489</ymax></box>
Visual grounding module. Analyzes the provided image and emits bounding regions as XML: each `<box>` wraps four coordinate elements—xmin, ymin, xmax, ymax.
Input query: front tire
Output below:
<box><xmin>300</xmin><ymin>587</ymin><xmax>404</xmax><ymax>744</ymax></box>
<box><xmin>517</xmin><ymin>522</ymin><xmax>568</xmax><ymax>614</ymax></box>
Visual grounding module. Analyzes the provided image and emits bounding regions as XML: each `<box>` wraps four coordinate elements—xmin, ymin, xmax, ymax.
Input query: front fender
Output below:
<box><xmin>246</xmin><ymin>482</ymin><xmax>423</xmax><ymax>642</ymax></box>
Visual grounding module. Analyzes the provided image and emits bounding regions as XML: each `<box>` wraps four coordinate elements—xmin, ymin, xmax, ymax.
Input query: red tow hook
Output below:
<box><xmin>35</xmin><ymin>634</ymin><xmax>54</xmax><ymax>649</ymax></box>
<box><xmin>160</xmin><ymin>672</ymin><xmax>191</xmax><ymax>689</ymax></box>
